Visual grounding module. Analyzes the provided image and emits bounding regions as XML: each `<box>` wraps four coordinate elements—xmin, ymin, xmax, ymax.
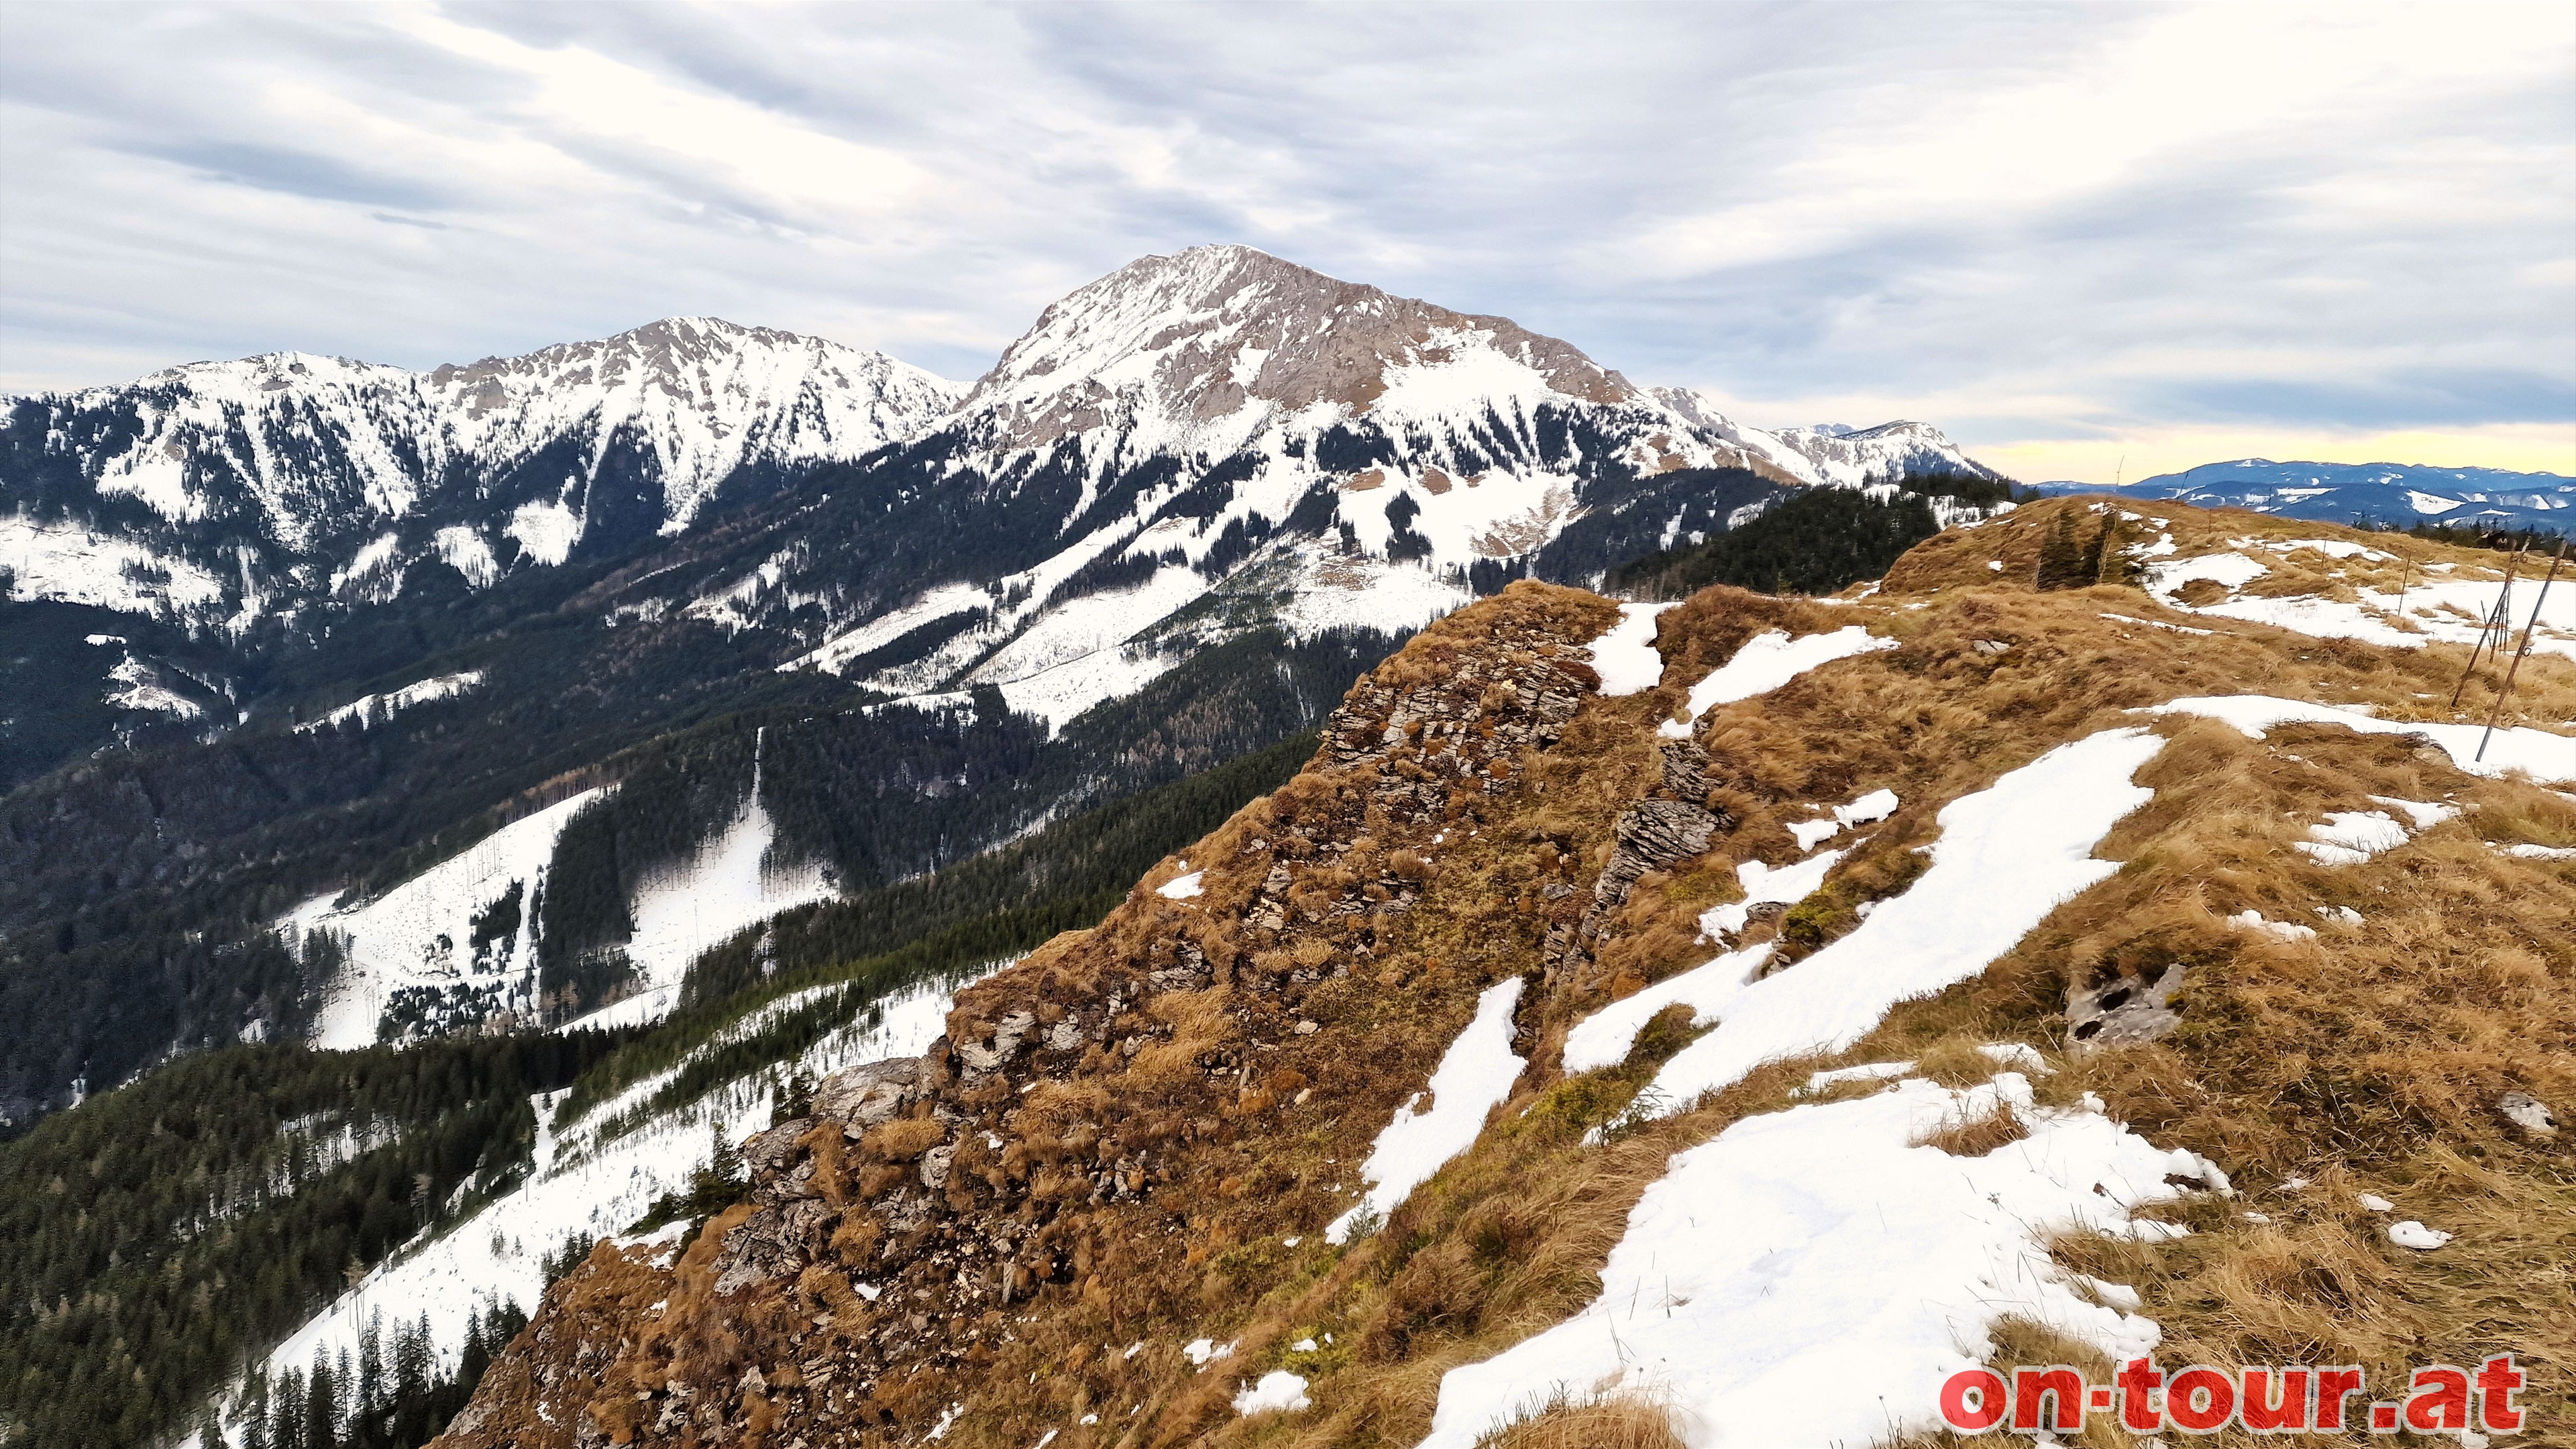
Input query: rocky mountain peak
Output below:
<box><xmin>961</xmin><ymin>244</ymin><xmax>1634</xmax><ymax>451</ymax></box>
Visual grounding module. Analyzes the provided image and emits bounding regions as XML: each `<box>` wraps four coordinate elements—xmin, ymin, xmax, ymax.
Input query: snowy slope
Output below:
<box><xmin>4</xmin><ymin>319</ymin><xmax>962</xmax><ymax>629</ymax></box>
<box><xmin>291</xmin><ymin>788</ymin><xmax>610</xmax><ymax>1049</ymax></box>
<box><xmin>423</xmin><ymin>317</ymin><xmax>964</xmax><ymax>536</ymax></box>
<box><xmin>762</xmin><ymin>247</ymin><xmax>1819</xmax><ymax>724</ymax></box>
<box><xmin>1768</xmin><ymin>419</ymin><xmax>2004</xmax><ymax>486</ymax></box>
<box><xmin>1646</xmin><ymin>388</ymin><xmax>1834</xmax><ymax>486</ymax></box>
<box><xmin>2039</xmin><ymin>459</ymin><xmax>2575</xmax><ymax>534</ymax></box>
<box><xmin>943</xmin><ymin>244</ymin><xmax>1786</xmax><ymax>576</ymax></box>
<box><xmin>249</xmin><ymin>964</ymin><xmax>993</xmax><ymax>1405</ymax></box>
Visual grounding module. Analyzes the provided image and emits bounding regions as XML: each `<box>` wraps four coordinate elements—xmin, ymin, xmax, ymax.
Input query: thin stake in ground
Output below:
<box><xmin>2449</xmin><ymin>541</ymin><xmax>2528</xmax><ymax>710</ymax></box>
<box><xmin>2477</xmin><ymin>535</ymin><xmax>2567</xmax><ymax>763</ymax></box>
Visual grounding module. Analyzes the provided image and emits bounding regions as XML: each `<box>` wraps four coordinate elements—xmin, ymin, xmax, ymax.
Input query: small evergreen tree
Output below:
<box><xmin>779</xmin><ymin>1068</ymin><xmax>816</xmax><ymax>1119</ymax></box>
<box><xmin>2035</xmin><ymin>511</ymin><xmax>2089</xmax><ymax>590</ymax></box>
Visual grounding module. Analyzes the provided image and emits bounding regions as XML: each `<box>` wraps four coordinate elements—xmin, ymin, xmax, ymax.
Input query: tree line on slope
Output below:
<box><xmin>0</xmin><ymin>1031</ymin><xmax>632</xmax><ymax>1449</ymax></box>
<box><xmin>1605</xmin><ymin>470</ymin><xmax>2021</xmax><ymax>600</ymax></box>
<box><xmin>0</xmin><ymin>724</ymin><xmax>1324</xmax><ymax>1449</ymax></box>
<box><xmin>551</xmin><ymin>729</ymin><xmax>1322</xmax><ymax>1130</ymax></box>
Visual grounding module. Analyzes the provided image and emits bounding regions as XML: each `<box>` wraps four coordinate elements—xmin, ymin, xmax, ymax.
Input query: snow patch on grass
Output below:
<box><xmin>1586</xmin><ymin>603</ymin><xmax>1674</xmax><ymax>696</ymax></box>
<box><xmin>2296</xmin><ymin>810</ymin><xmax>2412</xmax><ymax>865</ymax></box>
<box><xmin>1657</xmin><ymin>626</ymin><xmax>1897</xmax><ymax>738</ymax></box>
<box><xmin>1640</xmin><ymin>729</ymin><xmax>2163</xmax><ymax>1114</ymax></box>
<box><xmin>1233</xmin><ymin>1370</ymin><xmax>1312</xmax><ymax>1416</ymax></box>
<box><xmin>1562</xmin><ymin>945</ymin><xmax>1772</xmax><ymax>1077</ymax></box>
<box><xmin>2144</xmin><ymin>694</ymin><xmax>2575</xmax><ymax>783</ymax></box>
<box><xmin>1328</xmin><ymin>978</ymin><xmax>1528</xmax><ymax>1243</ymax></box>
<box><xmin>1417</xmin><ymin>1073</ymin><xmax>2188</xmax><ymax>1449</ymax></box>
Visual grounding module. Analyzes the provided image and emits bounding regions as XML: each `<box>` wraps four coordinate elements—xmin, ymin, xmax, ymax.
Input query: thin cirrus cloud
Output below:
<box><xmin>0</xmin><ymin>1</ymin><xmax>2568</xmax><ymax>481</ymax></box>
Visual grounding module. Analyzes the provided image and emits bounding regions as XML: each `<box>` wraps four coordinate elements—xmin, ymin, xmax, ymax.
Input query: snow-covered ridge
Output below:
<box><xmin>961</xmin><ymin>244</ymin><xmax>1635</xmax><ymax>453</ymax></box>
<box><xmin>296</xmin><ymin>670</ymin><xmax>485</xmax><ymax>733</ymax></box>
<box><xmin>1768</xmin><ymin>419</ymin><xmax>2005</xmax><ymax>488</ymax></box>
<box><xmin>1650</xmin><ymin>391</ymin><xmax>1999</xmax><ymax>489</ymax></box>
<box><xmin>9</xmin><ymin>318</ymin><xmax>963</xmax><ymax>602</ymax></box>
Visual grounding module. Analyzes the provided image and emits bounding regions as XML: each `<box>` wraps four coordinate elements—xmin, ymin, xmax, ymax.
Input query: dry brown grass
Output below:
<box><xmin>443</xmin><ymin>513</ymin><xmax>2576</xmax><ymax>1449</ymax></box>
<box><xmin>1470</xmin><ymin>1386</ymin><xmax>1685</xmax><ymax>1448</ymax></box>
<box><xmin>1001</xmin><ymin>545</ymin><xmax>2567</xmax><ymax>1447</ymax></box>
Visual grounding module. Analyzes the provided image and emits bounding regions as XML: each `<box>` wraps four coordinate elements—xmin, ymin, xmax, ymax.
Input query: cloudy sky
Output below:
<box><xmin>3</xmin><ymin>1</ymin><xmax>2570</xmax><ymax>480</ymax></box>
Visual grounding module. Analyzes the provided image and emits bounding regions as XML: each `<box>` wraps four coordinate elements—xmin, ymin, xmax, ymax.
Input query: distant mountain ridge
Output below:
<box><xmin>2036</xmin><ymin>458</ymin><xmax>2573</xmax><ymax>535</ymax></box>
<box><xmin>0</xmin><ymin>244</ymin><xmax>2008</xmax><ymax>1130</ymax></box>
<box><xmin>1</xmin><ymin>317</ymin><xmax>963</xmax><ymax>627</ymax></box>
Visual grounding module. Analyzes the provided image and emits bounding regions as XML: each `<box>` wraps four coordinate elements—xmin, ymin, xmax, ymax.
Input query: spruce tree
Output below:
<box><xmin>304</xmin><ymin>1356</ymin><xmax>337</xmax><ymax>1449</ymax></box>
<box><xmin>2035</xmin><ymin>511</ymin><xmax>2087</xmax><ymax>590</ymax></box>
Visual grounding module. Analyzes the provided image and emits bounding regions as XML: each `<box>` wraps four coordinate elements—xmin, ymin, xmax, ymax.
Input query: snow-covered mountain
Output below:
<box><xmin>725</xmin><ymin>246</ymin><xmax>1901</xmax><ymax>723</ymax></box>
<box><xmin>2036</xmin><ymin>458</ymin><xmax>2574</xmax><ymax>535</ymax></box>
<box><xmin>1</xmin><ymin>317</ymin><xmax>961</xmax><ymax>629</ymax></box>
<box><xmin>1770</xmin><ymin>419</ymin><xmax>2004</xmax><ymax>487</ymax></box>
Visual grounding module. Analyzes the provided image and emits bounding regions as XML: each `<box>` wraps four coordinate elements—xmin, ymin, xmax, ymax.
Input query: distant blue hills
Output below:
<box><xmin>2031</xmin><ymin>459</ymin><xmax>2573</xmax><ymax>535</ymax></box>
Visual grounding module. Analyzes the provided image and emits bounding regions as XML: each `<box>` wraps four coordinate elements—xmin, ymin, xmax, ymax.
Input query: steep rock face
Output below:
<box><xmin>0</xmin><ymin>318</ymin><xmax>961</xmax><ymax>629</ymax></box>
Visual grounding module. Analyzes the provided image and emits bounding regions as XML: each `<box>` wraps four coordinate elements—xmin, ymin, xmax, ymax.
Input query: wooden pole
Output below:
<box><xmin>2450</xmin><ymin>541</ymin><xmax>2527</xmax><ymax>710</ymax></box>
<box><xmin>2477</xmin><ymin>535</ymin><xmax>2568</xmax><ymax>763</ymax></box>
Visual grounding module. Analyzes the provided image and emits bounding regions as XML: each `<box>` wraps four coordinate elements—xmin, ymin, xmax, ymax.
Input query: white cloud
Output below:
<box><xmin>1</xmin><ymin>1</ymin><xmax>2568</xmax><ymax>480</ymax></box>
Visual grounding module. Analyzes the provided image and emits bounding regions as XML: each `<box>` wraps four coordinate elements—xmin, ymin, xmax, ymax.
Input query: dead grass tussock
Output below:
<box><xmin>1468</xmin><ymin>1384</ymin><xmax>1686</xmax><ymax>1449</ymax></box>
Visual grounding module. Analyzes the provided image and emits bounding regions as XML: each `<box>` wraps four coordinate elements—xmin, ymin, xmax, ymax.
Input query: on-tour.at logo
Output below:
<box><xmin>1941</xmin><ymin>1354</ymin><xmax>2528</xmax><ymax>1436</ymax></box>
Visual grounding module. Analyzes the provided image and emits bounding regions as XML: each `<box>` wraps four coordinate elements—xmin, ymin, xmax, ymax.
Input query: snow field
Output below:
<box><xmin>1656</xmin><ymin>626</ymin><xmax>1897</xmax><ymax>739</ymax></box>
<box><xmin>1561</xmin><ymin>945</ymin><xmax>1772</xmax><ymax>1077</ymax></box>
<box><xmin>1</xmin><ymin>512</ymin><xmax>227</xmax><ymax>619</ymax></box>
<box><xmin>2139</xmin><ymin>540</ymin><xmax>2576</xmax><ymax>662</ymax></box>
<box><xmin>1327</xmin><ymin>978</ymin><xmax>1529</xmax><ymax>1244</ymax></box>
<box><xmin>296</xmin><ymin>669</ymin><xmax>486</xmax><ymax>733</ymax></box>
<box><xmin>1697</xmin><ymin>849</ymin><xmax>1844</xmax><ymax>941</ymax></box>
<box><xmin>1415</xmin><ymin>1073</ymin><xmax>2192</xmax><ymax>1449</ymax></box>
<box><xmin>105</xmin><ymin>655</ymin><xmax>205</xmax><ymax>717</ymax></box>
<box><xmin>995</xmin><ymin>647</ymin><xmax>1183</xmax><ymax>735</ymax></box>
<box><xmin>2145</xmin><ymin>694</ymin><xmax>2575</xmax><ymax>783</ymax></box>
<box><xmin>1568</xmin><ymin>780</ymin><xmax>1909</xmax><ymax>1074</ymax></box>
<box><xmin>612</xmin><ymin>798</ymin><xmax>837</xmax><ymax>1024</ymax></box>
<box><xmin>296</xmin><ymin>788</ymin><xmax>609</xmax><ymax>1051</ymax></box>
<box><xmin>1269</xmin><ymin>542</ymin><xmax>1476</xmax><ymax>639</ymax></box>
<box><xmin>1638</xmin><ymin>727</ymin><xmax>2163</xmax><ymax>1115</ymax></box>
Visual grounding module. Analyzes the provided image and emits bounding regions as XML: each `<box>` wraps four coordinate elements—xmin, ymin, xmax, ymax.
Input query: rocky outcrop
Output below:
<box><xmin>1546</xmin><ymin>739</ymin><xmax>1733</xmax><ymax>991</ymax></box>
<box><xmin>2067</xmin><ymin>963</ymin><xmax>2185</xmax><ymax>1053</ymax></box>
<box><xmin>432</xmin><ymin>583</ymin><xmax>1617</xmax><ymax>1447</ymax></box>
